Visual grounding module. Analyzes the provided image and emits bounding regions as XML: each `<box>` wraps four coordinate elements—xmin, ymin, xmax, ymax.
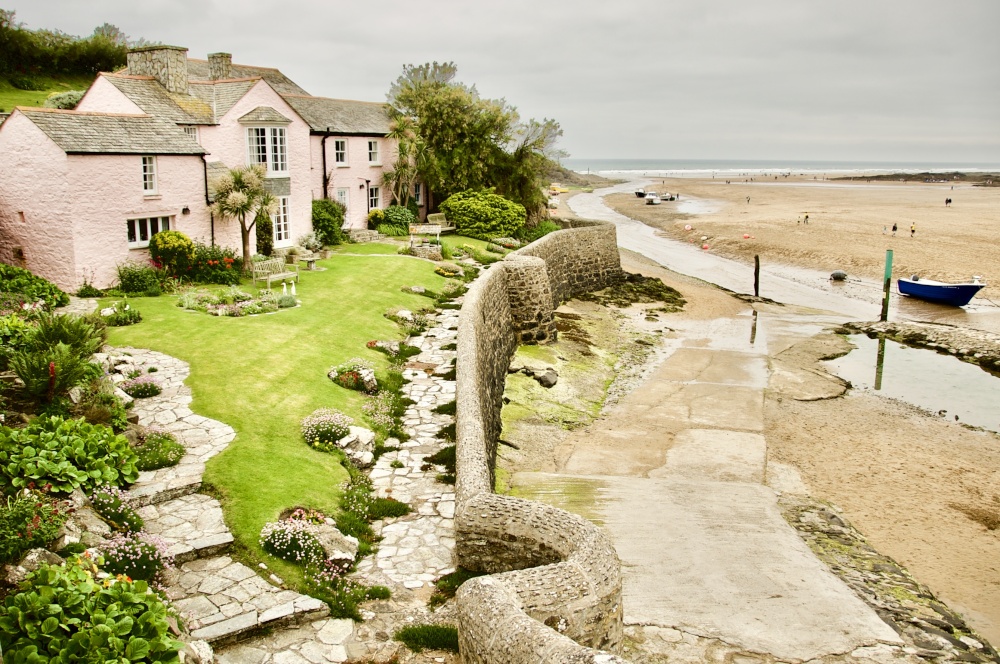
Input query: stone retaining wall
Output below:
<box><xmin>455</xmin><ymin>220</ymin><xmax>628</xmax><ymax>663</ymax></box>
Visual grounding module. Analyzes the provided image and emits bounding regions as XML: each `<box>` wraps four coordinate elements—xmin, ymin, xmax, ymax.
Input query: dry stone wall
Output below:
<box><xmin>455</xmin><ymin>220</ymin><xmax>629</xmax><ymax>663</ymax></box>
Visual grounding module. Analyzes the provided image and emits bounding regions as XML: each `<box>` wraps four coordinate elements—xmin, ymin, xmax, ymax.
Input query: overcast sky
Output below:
<box><xmin>9</xmin><ymin>0</ymin><xmax>1000</xmax><ymax>164</ymax></box>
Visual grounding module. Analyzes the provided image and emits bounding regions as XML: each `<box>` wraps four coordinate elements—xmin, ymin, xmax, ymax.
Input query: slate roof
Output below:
<box><xmin>281</xmin><ymin>95</ymin><xmax>391</xmax><ymax>135</ymax></box>
<box><xmin>237</xmin><ymin>106</ymin><xmax>292</xmax><ymax>124</ymax></box>
<box><xmin>17</xmin><ymin>108</ymin><xmax>206</xmax><ymax>155</ymax></box>
<box><xmin>187</xmin><ymin>59</ymin><xmax>309</xmax><ymax>96</ymax></box>
<box><xmin>205</xmin><ymin>160</ymin><xmax>231</xmax><ymax>202</ymax></box>
<box><xmin>100</xmin><ymin>74</ymin><xmax>215</xmax><ymax>125</ymax></box>
<box><xmin>187</xmin><ymin>79</ymin><xmax>259</xmax><ymax>120</ymax></box>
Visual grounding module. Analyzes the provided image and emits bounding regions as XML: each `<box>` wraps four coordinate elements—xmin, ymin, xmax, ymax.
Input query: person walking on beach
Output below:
<box><xmin>892</xmin><ymin>223</ymin><xmax>897</xmax><ymax>236</ymax></box>
<box><xmin>910</xmin><ymin>223</ymin><xmax>916</xmax><ymax>238</ymax></box>
<box><xmin>746</xmin><ymin>196</ymin><xmax>751</xmax><ymax>204</ymax></box>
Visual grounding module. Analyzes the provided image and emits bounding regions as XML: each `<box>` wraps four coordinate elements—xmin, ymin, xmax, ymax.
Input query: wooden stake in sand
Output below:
<box><xmin>754</xmin><ymin>255</ymin><xmax>760</xmax><ymax>298</ymax></box>
<box><xmin>880</xmin><ymin>249</ymin><xmax>894</xmax><ymax>322</ymax></box>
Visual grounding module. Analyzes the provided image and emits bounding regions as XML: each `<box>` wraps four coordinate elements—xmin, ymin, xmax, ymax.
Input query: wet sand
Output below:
<box><xmin>602</xmin><ymin>176</ymin><xmax>999</xmax><ymax>301</ymax></box>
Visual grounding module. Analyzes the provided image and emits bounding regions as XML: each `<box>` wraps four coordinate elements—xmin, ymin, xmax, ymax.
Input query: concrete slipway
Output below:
<box><xmin>506</xmin><ymin>188</ymin><xmax>907</xmax><ymax>661</ymax></box>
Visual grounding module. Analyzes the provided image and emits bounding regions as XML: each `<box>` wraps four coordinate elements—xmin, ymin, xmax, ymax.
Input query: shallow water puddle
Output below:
<box><xmin>824</xmin><ymin>334</ymin><xmax>1000</xmax><ymax>433</ymax></box>
<box><xmin>510</xmin><ymin>472</ymin><xmax>610</xmax><ymax>525</ymax></box>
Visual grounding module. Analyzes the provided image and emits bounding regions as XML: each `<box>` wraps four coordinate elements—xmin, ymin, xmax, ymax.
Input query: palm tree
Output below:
<box><xmin>212</xmin><ymin>165</ymin><xmax>275</xmax><ymax>274</ymax></box>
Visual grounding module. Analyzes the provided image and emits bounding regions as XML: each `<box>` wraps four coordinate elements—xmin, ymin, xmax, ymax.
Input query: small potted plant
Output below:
<box><xmin>284</xmin><ymin>246</ymin><xmax>301</xmax><ymax>264</ymax></box>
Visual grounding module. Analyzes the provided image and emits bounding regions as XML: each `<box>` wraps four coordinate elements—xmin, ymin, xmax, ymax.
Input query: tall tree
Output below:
<box><xmin>387</xmin><ymin>62</ymin><xmax>560</xmax><ymax>218</ymax></box>
<box><xmin>211</xmin><ymin>165</ymin><xmax>275</xmax><ymax>273</ymax></box>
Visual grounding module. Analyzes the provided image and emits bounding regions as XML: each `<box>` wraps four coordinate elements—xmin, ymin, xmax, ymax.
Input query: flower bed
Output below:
<box><xmin>176</xmin><ymin>286</ymin><xmax>297</xmax><ymax>317</ymax></box>
<box><xmin>328</xmin><ymin>358</ymin><xmax>378</xmax><ymax>393</ymax></box>
<box><xmin>301</xmin><ymin>408</ymin><xmax>353</xmax><ymax>453</ymax></box>
<box><xmin>120</xmin><ymin>374</ymin><xmax>162</xmax><ymax>399</ymax></box>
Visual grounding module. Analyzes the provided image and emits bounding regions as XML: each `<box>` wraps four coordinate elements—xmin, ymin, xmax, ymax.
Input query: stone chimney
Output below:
<box><xmin>208</xmin><ymin>52</ymin><xmax>233</xmax><ymax>81</ymax></box>
<box><xmin>126</xmin><ymin>45</ymin><xmax>189</xmax><ymax>94</ymax></box>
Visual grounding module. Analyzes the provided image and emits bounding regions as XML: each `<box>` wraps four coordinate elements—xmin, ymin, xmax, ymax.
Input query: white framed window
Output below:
<box><xmin>272</xmin><ymin>196</ymin><xmax>290</xmax><ymax>244</ymax></box>
<box><xmin>127</xmin><ymin>215</ymin><xmax>171</xmax><ymax>249</ymax></box>
<box><xmin>413</xmin><ymin>183</ymin><xmax>422</xmax><ymax>205</ymax></box>
<box><xmin>335</xmin><ymin>188</ymin><xmax>349</xmax><ymax>215</ymax></box>
<box><xmin>183</xmin><ymin>126</ymin><xmax>199</xmax><ymax>143</ymax></box>
<box><xmin>367</xmin><ymin>140</ymin><xmax>379</xmax><ymax>164</ymax></box>
<box><xmin>334</xmin><ymin>139</ymin><xmax>347</xmax><ymax>165</ymax></box>
<box><xmin>368</xmin><ymin>185</ymin><xmax>380</xmax><ymax>211</ymax></box>
<box><xmin>141</xmin><ymin>156</ymin><xmax>157</xmax><ymax>194</ymax></box>
<box><xmin>247</xmin><ymin>126</ymin><xmax>288</xmax><ymax>174</ymax></box>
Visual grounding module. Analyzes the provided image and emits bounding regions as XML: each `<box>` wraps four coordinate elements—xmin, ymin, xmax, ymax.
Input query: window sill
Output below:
<box><xmin>143</xmin><ymin>194</ymin><xmax>162</xmax><ymax>201</ymax></box>
<box><xmin>368</xmin><ymin>163</ymin><xmax>382</xmax><ymax>167</ymax></box>
<box><xmin>265</xmin><ymin>172</ymin><xmax>290</xmax><ymax>178</ymax></box>
<box><xmin>128</xmin><ymin>244</ymin><xmax>150</xmax><ymax>250</ymax></box>
<box><xmin>335</xmin><ymin>164</ymin><xmax>350</xmax><ymax>168</ymax></box>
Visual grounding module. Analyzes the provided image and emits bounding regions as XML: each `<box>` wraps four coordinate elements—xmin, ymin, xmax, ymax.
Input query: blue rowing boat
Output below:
<box><xmin>897</xmin><ymin>276</ymin><xmax>986</xmax><ymax>306</ymax></box>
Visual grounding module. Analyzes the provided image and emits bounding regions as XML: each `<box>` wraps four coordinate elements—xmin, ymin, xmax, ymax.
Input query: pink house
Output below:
<box><xmin>0</xmin><ymin>107</ymin><xmax>217</xmax><ymax>290</ymax></box>
<box><xmin>0</xmin><ymin>45</ymin><xmax>412</xmax><ymax>291</ymax></box>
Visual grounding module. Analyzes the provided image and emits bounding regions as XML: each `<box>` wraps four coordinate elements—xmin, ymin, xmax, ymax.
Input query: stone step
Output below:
<box><xmin>128</xmin><ymin>465</ymin><xmax>203</xmax><ymax>507</ymax></box>
<box><xmin>138</xmin><ymin>493</ymin><xmax>233</xmax><ymax>564</ymax></box>
<box><xmin>164</xmin><ymin>556</ymin><xmax>329</xmax><ymax>647</ymax></box>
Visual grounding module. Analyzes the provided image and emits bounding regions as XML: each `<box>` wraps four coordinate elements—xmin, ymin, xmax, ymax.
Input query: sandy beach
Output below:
<box><xmin>546</xmin><ymin>181</ymin><xmax>1000</xmax><ymax>647</ymax></box>
<box><xmin>602</xmin><ymin>176</ymin><xmax>999</xmax><ymax>301</ymax></box>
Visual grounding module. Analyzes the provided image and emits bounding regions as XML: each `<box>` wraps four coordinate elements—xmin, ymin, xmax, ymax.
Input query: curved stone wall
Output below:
<box><xmin>454</xmin><ymin>221</ymin><xmax>628</xmax><ymax>663</ymax></box>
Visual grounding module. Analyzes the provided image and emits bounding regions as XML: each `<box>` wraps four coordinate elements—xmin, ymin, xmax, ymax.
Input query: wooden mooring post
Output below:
<box><xmin>880</xmin><ymin>249</ymin><xmax>893</xmax><ymax>322</ymax></box>
<box><xmin>754</xmin><ymin>255</ymin><xmax>760</xmax><ymax>298</ymax></box>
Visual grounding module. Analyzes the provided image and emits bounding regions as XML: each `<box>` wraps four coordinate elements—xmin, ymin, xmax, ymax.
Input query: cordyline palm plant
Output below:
<box><xmin>212</xmin><ymin>165</ymin><xmax>276</xmax><ymax>274</ymax></box>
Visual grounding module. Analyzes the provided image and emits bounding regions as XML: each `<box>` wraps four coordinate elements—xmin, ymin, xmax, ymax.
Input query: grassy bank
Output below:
<box><xmin>0</xmin><ymin>74</ymin><xmax>95</xmax><ymax>112</ymax></box>
<box><xmin>105</xmin><ymin>254</ymin><xmax>445</xmax><ymax>583</ymax></box>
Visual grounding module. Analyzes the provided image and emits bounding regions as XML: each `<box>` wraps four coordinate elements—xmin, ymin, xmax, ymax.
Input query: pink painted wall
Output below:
<box><xmin>75</xmin><ymin>75</ymin><xmax>145</xmax><ymax>114</ymax></box>
<box><xmin>0</xmin><ymin>112</ymin><xmax>76</xmax><ymax>289</ymax></box>
<box><xmin>66</xmin><ymin>153</ymin><xmax>215</xmax><ymax>289</ymax></box>
<box><xmin>310</xmin><ymin>135</ymin><xmax>405</xmax><ymax>229</ymax></box>
<box><xmin>198</xmin><ymin>80</ymin><xmax>312</xmax><ymax>250</ymax></box>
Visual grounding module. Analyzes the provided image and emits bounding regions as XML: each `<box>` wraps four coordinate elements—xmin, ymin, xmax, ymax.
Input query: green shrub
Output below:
<box><xmin>432</xmin><ymin>400</ymin><xmax>456</xmax><ymax>415</ymax></box>
<box><xmin>376</xmin><ymin>223</ymin><xmax>408</xmax><ymax>237</ymax></box>
<box><xmin>8</xmin><ymin>343</ymin><xmax>98</xmax><ymax>403</ymax></box>
<box><xmin>0</xmin><ymin>416</ymin><xmax>139</xmax><ymax>494</ymax></box>
<box><xmin>132</xmin><ymin>431</ymin><xmax>185</xmax><ymax>471</ymax></box>
<box><xmin>259</xmin><ymin>520</ymin><xmax>325</xmax><ymax>565</ymax></box>
<box><xmin>367</xmin><ymin>208</ymin><xmax>386</xmax><ymax>230</ymax></box>
<box><xmin>0</xmin><ymin>556</ymin><xmax>182</xmax><ymax>662</ymax></box>
<box><xmin>148</xmin><ymin>230</ymin><xmax>195</xmax><ymax>277</ymax></box>
<box><xmin>91</xmin><ymin>485</ymin><xmax>143</xmax><ymax>533</ymax></box>
<box><xmin>98</xmin><ymin>532</ymin><xmax>171</xmax><ymax>582</ymax></box>
<box><xmin>394</xmin><ymin>624</ymin><xmax>460</xmax><ymax>653</ymax></box>
<box><xmin>0</xmin><ymin>494</ymin><xmax>68</xmax><ymax>564</ymax></box>
<box><xmin>27</xmin><ymin>312</ymin><xmax>106</xmax><ymax>358</ymax></box>
<box><xmin>74</xmin><ymin>379</ymin><xmax>129</xmax><ymax>433</ymax></box>
<box><xmin>518</xmin><ymin>219</ymin><xmax>562</xmax><ymax>243</ymax></box>
<box><xmin>43</xmin><ymin>89</ymin><xmax>85</xmax><ymax>109</ymax></box>
<box><xmin>312</xmin><ymin>199</ymin><xmax>347</xmax><ymax>246</ymax></box>
<box><xmin>0</xmin><ymin>264</ymin><xmax>69</xmax><ymax>309</ymax></box>
<box><xmin>306</xmin><ymin>575</ymin><xmax>390</xmax><ymax>621</ymax></box>
<box><xmin>0</xmin><ymin>314</ymin><xmax>34</xmax><ymax>371</ymax></box>
<box><xmin>190</xmin><ymin>243</ymin><xmax>242</xmax><ymax>285</ymax></box>
<box><xmin>75</xmin><ymin>281</ymin><xmax>103</xmax><ymax>298</ymax></box>
<box><xmin>381</xmin><ymin>205</ymin><xmax>415</xmax><ymax>233</ymax></box>
<box><xmin>428</xmin><ymin>567</ymin><xmax>487</xmax><ymax>608</ymax></box>
<box><xmin>115</xmin><ymin>262</ymin><xmax>161</xmax><ymax>295</ymax></box>
<box><xmin>439</xmin><ymin>189</ymin><xmax>526</xmax><ymax>240</ymax></box>
<box><xmin>277</xmin><ymin>294</ymin><xmax>298</xmax><ymax>308</ymax></box>
<box><xmin>256</xmin><ymin>212</ymin><xmax>274</xmax><ymax>257</ymax></box>
<box><xmin>368</xmin><ymin>497</ymin><xmax>411</xmax><ymax>520</ymax></box>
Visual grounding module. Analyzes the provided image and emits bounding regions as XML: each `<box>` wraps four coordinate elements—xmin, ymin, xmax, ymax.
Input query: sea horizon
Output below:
<box><xmin>560</xmin><ymin>158</ymin><xmax>1000</xmax><ymax>178</ymax></box>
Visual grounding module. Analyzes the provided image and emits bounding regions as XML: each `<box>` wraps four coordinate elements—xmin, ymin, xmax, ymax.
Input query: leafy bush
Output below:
<box><xmin>148</xmin><ymin>230</ymin><xmax>195</xmax><ymax>277</ymax></box>
<box><xmin>132</xmin><ymin>430</ymin><xmax>185</xmax><ymax>471</ymax></box>
<box><xmin>330</xmin><ymin>358</ymin><xmax>377</xmax><ymax>393</ymax></box>
<box><xmin>368</xmin><ymin>497</ymin><xmax>411</xmax><ymax>520</ymax></box>
<box><xmin>439</xmin><ymin>189</ymin><xmax>526</xmax><ymax>240</ymax></box>
<box><xmin>0</xmin><ymin>556</ymin><xmax>182</xmax><ymax>662</ymax></box>
<box><xmin>312</xmin><ymin>199</ymin><xmax>347</xmax><ymax>247</ymax></box>
<box><xmin>74</xmin><ymin>377</ymin><xmax>129</xmax><ymax>433</ymax></box>
<box><xmin>0</xmin><ymin>493</ymin><xmax>68</xmax><ymax>564</ymax></box>
<box><xmin>259</xmin><ymin>519</ymin><xmax>325</xmax><ymax>565</ymax></box>
<box><xmin>43</xmin><ymin>89</ymin><xmax>85</xmax><ymax>109</ymax></box>
<box><xmin>307</xmin><ymin>575</ymin><xmax>390</xmax><ymax>621</ymax></box>
<box><xmin>517</xmin><ymin>219</ymin><xmax>562</xmax><ymax>243</ymax></box>
<box><xmin>0</xmin><ymin>314</ymin><xmax>34</xmax><ymax>371</ymax></box>
<box><xmin>8</xmin><ymin>343</ymin><xmax>98</xmax><ymax>403</ymax></box>
<box><xmin>75</xmin><ymin>281</ymin><xmax>103</xmax><ymax>298</ymax></box>
<box><xmin>277</xmin><ymin>294</ymin><xmax>298</xmax><ymax>308</ymax></box>
<box><xmin>104</xmin><ymin>300</ymin><xmax>142</xmax><ymax>327</ymax></box>
<box><xmin>297</xmin><ymin>233</ymin><xmax>324</xmax><ymax>253</ymax></box>
<box><xmin>380</xmin><ymin>205</ymin><xmax>415</xmax><ymax>235</ymax></box>
<box><xmin>301</xmin><ymin>408</ymin><xmax>353</xmax><ymax>452</ymax></box>
<box><xmin>189</xmin><ymin>243</ymin><xmax>242</xmax><ymax>285</ymax></box>
<box><xmin>98</xmin><ymin>532</ymin><xmax>171</xmax><ymax>582</ymax></box>
<box><xmin>367</xmin><ymin>208</ymin><xmax>386</xmax><ymax>230</ymax></box>
<box><xmin>115</xmin><ymin>262</ymin><xmax>161</xmax><ymax>295</ymax></box>
<box><xmin>256</xmin><ymin>212</ymin><xmax>274</xmax><ymax>257</ymax></box>
<box><xmin>91</xmin><ymin>485</ymin><xmax>143</xmax><ymax>533</ymax></box>
<box><xmin>0</xmin><ymin>263</ymin><xmax>69</xmax><ymax>309</ymax></box>
<box><xmin>27</xmin><ymin>312</ymin><xmax>106</xmax><ymax>358</ymax></box>
<box><xmin>394</xmin><ymin>624</ymin><xmax>460</xmax><ymax>653</ymax></box>
<box><xmin>0</xmin><ymin>416</ymin><xmax>139</xmax><ymax>494</ymax></box>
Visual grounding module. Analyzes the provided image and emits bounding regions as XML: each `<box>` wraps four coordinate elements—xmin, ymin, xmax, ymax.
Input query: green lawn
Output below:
<box><xmin>0</xmin><ymin>75</ymin><xmax>95</xmax><ymax>113</ymax></box>
<box><xmin>329</xmin><ymin>242</ymin><xmax>403</xmax><ymax>255</ymax></box>
<box><xmin>105</xmin><ymin>254</ymin><xmax>446</xmax><ymax>582</ymax></box>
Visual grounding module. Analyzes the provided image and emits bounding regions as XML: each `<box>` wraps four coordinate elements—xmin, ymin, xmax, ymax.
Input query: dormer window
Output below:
<box><xmin>247</xmin><ymin>127</ymin><xmax>287</xmax><ymax>174</ymax></box>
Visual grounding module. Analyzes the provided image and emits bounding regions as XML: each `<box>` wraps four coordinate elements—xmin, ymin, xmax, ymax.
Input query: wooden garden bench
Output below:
<box><xmin>250</xmin><ymin>257</ymin><xmax>299</xmax><ymax>288</ymax></box>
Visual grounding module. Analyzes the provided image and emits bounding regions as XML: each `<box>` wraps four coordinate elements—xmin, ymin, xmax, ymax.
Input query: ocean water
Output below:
<box><xmin>561</xmin><ymin>158</ymin><xmax>1000</xmax><ymax>179</ymax></box>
